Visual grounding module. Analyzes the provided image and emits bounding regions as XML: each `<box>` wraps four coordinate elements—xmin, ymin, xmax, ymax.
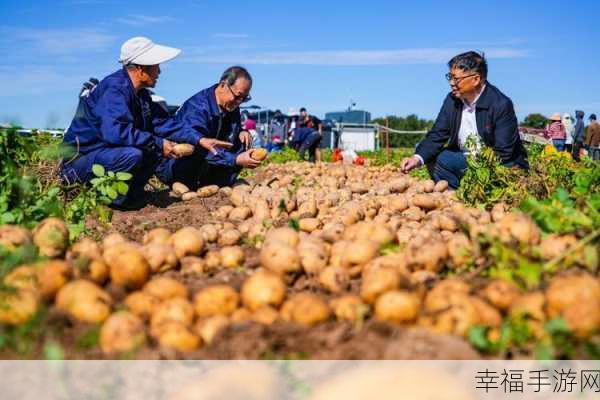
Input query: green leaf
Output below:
<box><xmin>106</xmin><ymin>187</ymin><xmax>118</xmax><ymax>200</ymax></box>
<box><xmin>115</xmin><ymin>182</ymin><xmax>129</xmax><ymax>195</ymax></box>
<box><xmin>544</xmin><ymin>318</ymin><xmax>570</xmax><ymax>335</ymax></box>
<box><xmin>43</xmin><ymin>341</ymin><xmax>65</xmax><ymax>360</ymax></box>
<box><xmin>107</xmin><ymin>171</ymin><xmax>115</xmax><ymax>178</ymax></box>
<box><xmin>468</xmin><ymin>326</ymin><xmax>490</xmax><ymax>351</ymax></box>
<box><xmin>116</xmin><ymin>172</ymin><xmax>133</xmax><ymax>181</ymax></box>
<box><xmin>91</xmin><ymin>164</ymin><xmax>105</xmax><ymax>177</ymax></box>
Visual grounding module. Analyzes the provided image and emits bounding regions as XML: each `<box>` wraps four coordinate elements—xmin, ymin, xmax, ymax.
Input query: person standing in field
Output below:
<box><xmin>400</xmin><ymin>51</ymin><xmax>528</xmax><ymax>189</ymax></box>
<box><xmin>572</xmin><ymin>110</ymin><xmax>585</xmax><ymax>161</ymax></box>
<box><xmin>297</xmin><ymin>107</ymin><xmax>323</xmax><ymax>162</ymax></box>
<box><xmin>545</xmin><ymin>113</ymin><xmax>567</xmax><ymax>151</ymax></box>
<box><xmin>562</xmin><ymin>113</ymin><xmax>575</xmax><ymax>152</ymax></box>
<box><xmin>585</xmin><ymin>114</ymin><xmax>600</xmax><ymax>159</ymax></box>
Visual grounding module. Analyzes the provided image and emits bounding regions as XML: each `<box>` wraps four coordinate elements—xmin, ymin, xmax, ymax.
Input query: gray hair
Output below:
<box><xmin>220</xmin><ymin>66</ymin><xmax>252</xmax><ymax>86</ymax></box>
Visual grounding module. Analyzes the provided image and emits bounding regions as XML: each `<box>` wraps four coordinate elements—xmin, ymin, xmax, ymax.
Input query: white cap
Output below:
<box><xmin>119</xmin><ymin>36</ymin><xmax>181</xmax><ymax>66</ymax></box>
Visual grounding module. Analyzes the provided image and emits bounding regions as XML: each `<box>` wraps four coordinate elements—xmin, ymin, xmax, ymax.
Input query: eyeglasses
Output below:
<box><xmin>227</xmin><ymin>84</ymin><xmax>252</xmax><ymax>103</ymax></box>
<box><xmin>445</xmin><ymin>72</ymin><xmax>479</xmax><ymax>84</ymax></box>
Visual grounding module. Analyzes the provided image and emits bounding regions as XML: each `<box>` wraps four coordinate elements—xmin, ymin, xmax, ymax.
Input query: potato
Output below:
<box><xmin>411</xmin><ymin>194</ymin><xmax>438</xmax><ymax>211</ymax></box>
<box><xmin>3</xmin><ymin>265</ymin><xmax>37</xmax><ymax>292</ymax></box>
<box><xmin>100</xmin><ymin>311</ymin><xmax>146</xmax><ymax>354</ymax></box>
<box><xmin>298</xmin><ymin>218</ymin><xmax>322</xmax><ymax>233</ymax></box>
<box><xmin>0</xmin><ymin>225</ymin><xmax>32</xmax><ymax>250</ymax></box>
<box><xmin>375</xmin><ymin>290</ymin><xmax>420</xmax><ymax>324</ymax></box>
<box><xmin>104</xmin><ymin>243</ymin><xmax>150</xmax><ymax>289</ymax></box>
<box><xmin>402</xmin><ymin>206</ymin><xmax>425</xmax><ymax>222</ymax></box>
<box><xmin>194</xmin><ymin>315</ymin><xmax>229</xmax><ymax>344</ymax></box>
<box><xmin>69</xmin><ymin>237</ymin><xmax>102</xmax><ymax>261</ymax></box>
<box><xmin>102</xmin><ymin>232</ymin><xmax>127</xmax><ymax>248</ymax></box>
<box><xmin>219</xmin><ymin>186</ymin><xmax>232</xmax><ymax>196</ymax></box>
<box><xmin>343</xmin><ymin>221</ymin><xmax>394</xmax><ymax>246</ymax></box>
<box><xmin>142</xmin><ymin>228</ymin><xmax>171</xmax><ymax>245</ymax></box>
<box><xmin>330</xmin><ymin>295</ymin><xmax>368</xmax><ymax>323</ymax></box>
<box><xmin>471</xmin><ymin>297</ymin><xmax>502</xmax><ymax>328</ymax></box>
<box><xmin>36</xmin><ymin>260</ymin><xmax>71</xmax><ymax>300</ymax></box>
<box><xmin>320</xmin><ymin>223</ymin><xmax>345</xmax><ymax>243</ymax></box>
<box><xmin>194</xmin><ymin>285</ymin><xmax>239</xmax><ymax>318</ymax></box>
<box><xmin>169</xmin><ymin>227</ymin><xmax>204</xmax><ymax>259</ymax></box>
<box><xmin>203</xmin><ymin>250</ymin><xmax>222</xmax><ymax>271</ymax></box>
<box><xmin>230</xmin><ymin>187</ymin><xmax>249</xmax><ymax>207</ymax></box>
<box><xmin>421</xmin><ymin>179</ymin><xmax>435</xmax><ymax>193</ymax></box>
<box><xmin>419</xmin><ymin>294</ymin><xmax>478</xmax><ymax>337</ymax></box>
<box><xmin>229</xmin><ymin>207</ymin><xmax>252</xmax><ymax>221</ymax></box>
<box><xmin>172</xmin><ymin>143</ymin><xmax>195</xmax><ymax>157</ymax></box>
<box><xmin>497</xmin><ymin>213</ymin><xmax>541</xmax><ymax>246</ymax></box>
<box><xmin>150</xmin><ymin>297</ymin><xmax>195</xmax><ymax>337</ymax></box>
<box><xmin>218</xmin><ymin>229</ymin><xmax>242</xmax><ymax>246</ymax></box>
<box><xmin>298</xmin><ymin>239</ymin><xmax>328</xmax><ymax>275</ymax></box>
<box><xmin>405</xmin><ymin>240</ymin><xmax>448</xmax><ymax>272</ymax></box>
<box><xmin>437</xmin><ymin>213</ymin><xmax>459</xmax><ymax>232</ymax></box>
<box><xmin>260</xmin><ymin>241</ymin><xmax>301</xmax><ymax>276</ymax></box>
<box><xmin>250</xmin><ymin>148</ymin><xmax>268</xmax><ymax>161</ymax></box>
<box><xmin>298</xmin><ymin>199</ymin><xmax>317</xmax><ymax>218</ymax></box>
<box><xmin>180</xmin><ymin>256</ymin><xmax>205</xmax><ymax>275</ymax></box>
<box><xmin>197</xmin><ymin>184</ymin><xmax>219</xmax><ymax>198</ymax></box>
<box><xmin>241</xmin><ymin>270</ymin><xmax>286</xmax><ymax>311</ymax></box>
<box><xmin>157</xmin><ymin>321</ymin><xmax>201</xmax><ymax>352</ymax></box>
<box><xmin>182</xmin><ymin>192</ymin><xmax>199</xmax><ymax>201</ymax></box>
<box><xmin>251</xmin><ymin>306</ymin><xmax>280</xmax><ymax>325</ymax></box>
<box><xmin>318</xmin><ymin>266</ymin><xmax>350</xmax><ymax>294</ymax></box>
<box><xmin>55</xmin><ymin>280</ymin><xmax>112</xmax><ymax>323</ymax></box>
<box><xmin>360</xmin><ymin>267</ymin><xmax>400</xmax><ymax>304</ymax></box>
<box><xmin>172</xmin><ymin>182</ymin><xmax>190</xmax><ymax>196</ymax></box>
<box><xmin>509</xmin><ymin>292</ymin><xmax>545</xmax><ymax>321</ymax></box>
<box><xmin>482</xmin><ymin>280</ymin><xmax>521</xmax><ymax>311</ymax></box>
<box><xmin>124</xmin><ymin>291</ymin><xmax>160</xmax><ymax>321</ymax></box>
<box><xmin>388</xmin><ymin>178</ymin><xmax>409</xmax><ymax>193</ymax></box>
<box><xmin>265</xmin><ymin>227</ymin><xmax>300</xmax><ymax>247</ymax></box>
<box><xmin>253</xmin><ymin>200</ymin><xmax>271</xmax><ymax>221</ymax></box>
<box><xmin>341</xmin><ymin>240</ymin><xmax>379</xmax><ymax>270</ymax></box>
<box><xmin>389</xmin><ymin>195</ymin><xmax>409</xmax><ymax>213</ymax></box>
<box><xmin>215</xmin><ymin>205</ymin><xmax>234</xmax><ymax>219</ymax></box>
<box><xmin>73</xmin><ymin>258</ymin><xmax>109</xmax><ymax>285</ymax></box>
<box><xmin>143</xmin><ymin>277</ymin><xmax>188</xmax><ymax>301</ymax></box>
<box><xmin>220</xmin><ymin>246</ymin><xmax>245</xmax><ymax>268</ymax></box>
<box><xmin>230</xmin><ymin>307</ymin><xmax>252</xmax><ymax>322</ymax></box>
<box><xmin>562</xmin><ymin>302</ymin><xmax>600</xmax><ymax>339</ymax></box>
<box><xmin>539</xmin><ymin>234</ymin><xmax>578</xmax><ymax>260</ymax></box>
<box><xmin>424</xmin><ymin>279</ymin><xmax>471</xmax><ymax>312</ymax></box>
<box><xmin>434</xmin><ymin>180</ymin><xmax>449</xmax><ymax>192</ymax></box>
<box><xmin>280</xmin><ymin>292</ymin><xmax>331</xmax><ymax>326</ymax></box>
<box><xmin>32</xmin><ymin>217</ymin><xmax>69</xmax><ymax>257</ymax></box>
<box><xmin>143</xmin><ymin>243</ymin><xmax>178</xmax><ymax>273</ymax></box>
<box><xmin>491</xmin><ymin>202</ymin><xmax>507</xmax><ymax>223</ymax></box>
<box><xmin>0</xmin><ymin>289</ymin><xmax>39</xmax><ymax>325</ymax></box>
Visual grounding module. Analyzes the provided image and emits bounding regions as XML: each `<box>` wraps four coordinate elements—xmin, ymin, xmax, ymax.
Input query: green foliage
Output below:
<box><xmin>264</xmin><ymin>147</ymin><xmax>300</xmax><ymax>164</ymax></box>
<box><xmin>371</xmin><ymin>114</ymin><xmax>432</xmax><ymax>148</ymax></box>
<box><xmin>521</xmin><ymin>113</ymin><xmax>548</xmax><ymax>129</ymax></box>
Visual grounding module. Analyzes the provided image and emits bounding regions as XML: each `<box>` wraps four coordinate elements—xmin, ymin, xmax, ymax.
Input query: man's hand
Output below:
<box><xmin>163</xmin><ymin>139</ymin><xmax>177</xmax><ymax>158</ymax></box>
<box><xmin>235</xmin><ymin>150</ymin><xmax>261</xmax><ymax>169</ymax></box>
<box><xmin>199</xmin><ymin>138</ymin><xmax>233</xmax><ymax>155</ymax></box>
<box><xmin>400</xmin><ymin>155</ymin><xmax>422</xmax><ymax>173</ymax></box>
<box><xmin>239</xmin><ymin>130</ymin><xmax>253</xmax><ymax>150</ymax></box>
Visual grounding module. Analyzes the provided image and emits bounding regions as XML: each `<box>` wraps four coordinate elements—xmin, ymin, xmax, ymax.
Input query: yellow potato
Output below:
<box><xmin>218</xmin><ymin>229</ymin><xmax>242</xmax><ymax>246</ymax></box>
<box><xmin>250</xmin><ymin>148</ymin><xmax>268</xmax><ymax>161</ymax></box>
<box><xmin>0</xmin><ymin>225</ymin><xmax>32</xmax><ymax>250</ymax></box>
<box><xmin>318</xmin><ymin>266</ymin><xmax>350</xmax><ymax>294</ymax></box>
<box><xmin>251</xmin><ymin>306</ymin><xmax>280</xmax><ymax>325</ymax></box>
<box><xmin>260</xmin><ymin>241</ymin><xmax>301</xmax><ymax>276</ymax></box>
<box><xmin>360</xmin><ymin>267</ymin><xmax>400</xmax><ymax>304</ymax></box>
<box><xmin>194</xmin><ymin>315</ymin><xmax>229</xmax><ymax>344</ymax></box>
<box><xmin>104</xmin><ymin>243</ymin><xmax>150</xmax><ymax>289</ymax></box>
<box><xmin>229</xmin><ymin>207</ymin><xmax>252</xmax><ymax>221</ymax></box>
<box><xmin>32</xmin><ymin>217</ymin><xmax>69</xmax><ymax>258</ymax></box>
<box><xmin>199</xmin><ymin>224</ymin><xmax>219</xmax><ymax>243</ymax></box>
<box><xmin>100</xmin><ymin>311</ymin><xmax>146</xmax><ymax>354</ymax></box>
<box><xmin>172</xmin><ymin>143</ymin><xmax>195</xmax><ymax>157</ymax></box>
<box><xmin>471</xmin><ymin>297</ymin><xmax>502</xmax><ymax>328</ymax></box>
<box><xmin>142</xmin><ymin>228</ymin><xmax>172</xmax><ymax>245</ymax></box>
<box><xmin>0</xmin><ymin>289</ymin><xmax>39</xmax><ymax>325</ymax></box>
<box><xmin>124</xmin><ymin>291</ymin><xmax>160</xmax><ymax>321</ymax></box>
<box><xmin>482</xmin><ymin>279</ymin><xmax>522</xmax><ymax>311</ymax></box>
<box><xmin>143</xmin><ymin>277</ymin><xmax>188</xmax><ymax>301</ymax></box>
<box><xmin>241</xmin><ymin>270</ymin><xmax>286</xmax><ymax>311</ymax></box>
<box><xmin>280</xmin><ymin>292</ymin><xmax>331</xmax><ymax>326</ymax></box>
<box><xmin>375</xmin><ymin>290</ymin><xmax>420</xmax><ymax>324</ymax></box>
<box><xmin>172</xmin><ymin>182</ymin><xmax>190</xmax><ymax>197</ymax></box>
<box><xmin>320</xmin><ymin>223</ymin><xmax>345</xmax><ymax>243</ymax></box>
<box><xmin>194</xmin><ymin>285</ymin><xmax>239</xmax><ymax>318</ymax></box>
<box><xmin>3</xmin><ymin>265</ymin><xmax>37</xmax><ymax>292</ymax></box>
<box><xmin>298</xmin><ymin>218</ymin><xmax>322</xmax><ymax>233</ymax></box>
<box><xmin>157</xmin><ymin>321</ymin><xmax>201</xmax><ymax>352</ymax></box>
<box><xmin>182</xmin><ymin>192</ymin><xmax>199</xmax><ymax>201</ymax></box>
<box><xmin>143</xmin><ymin>243</ymin><xmax>178</xmax><ymax>273</ymax></box>
<box><xmin>150</xmin><ymin>297</ymin><xmax>195</xmax><ymax>337</ymax></box>
<box><xmin>509</xmin><ymin>292</ymin><xmax>546</xmax><ymax>321</ymax></box>
<box><xmin>343</xmin><ymin>221</ymin><xmax>394</xmax><ymax>246</ymax></box>
<box><xmin>36</xmin><ymin>260</ymin><xmax>71</xmax><ymax>300</ymax></box>
<box><xmin>264</xmin><ymin>227</ymin><xmax>300</xmax><ymax>247</ymax></box>
<box><xmin>298</xmin><ymin>239</ymin><xmax>328</xmax><ymax>275</ymax></box>
<box><xmin>340</xmin><ymin>240</ymin><xmax>379</xmax><ymax>270</ymax></box>
<box><xmin>102</xmin><ymin>232</ymin><xmax>127</xmax><ymax>248</ymax></box>
<box><xmin>68</xmin><ymin>237</ymin><xmax>102</xmax><ymax>261</ymax></box>
<box><xmin>203</xmin><ymin>250</ymin><xmax>222</xmax><ymax>272</ymax></box>
<box><xmin>169</xmin><ymin>227</ymin><xmax>204</xmax><ymax>259</ymax></box>
<box><xmin>330</xmin><ymin>295</ymin><xmax>368</xmax><ymax>323</ymax></box>
<box><xmin>214</xmin><ymin>205</ymin><xmax>234</xmax><ymax>219</ymax></box>
<box><xmin>55</xmin><ymin>279</ymin><xmax>112</xmax><ymax>323</ymax></box>
<box><xmin>411</xmin><ymin>194</ymin><xmax>438</xmax><ymax>211</ymax></box>
<box><xmin>220</xmin><ymin>246</ymin><xmax>245</xmax><ymax>268</ymax></box>
<box><xmin>197</xmin><ymin>184</ymin><xmax>219</xmax><ymax>198</ymax></box>
<box><xmin>434</xmin><ymin>180</ymin><xmax>449</xmax><ymax>192</ymax></box>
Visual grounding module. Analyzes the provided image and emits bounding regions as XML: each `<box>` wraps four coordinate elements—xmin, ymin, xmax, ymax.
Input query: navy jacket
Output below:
<box><xmin>290</xmin><ymin>127</ymin><xmax>316</xmax><ymax>148</ymax></box>
<box><xmin>169</xmin><ymin>84</ymin><xmax>243</xmax><ymax>168</ymax></box>
<box><xmin>63</xmin><ymin>68</ymin><xmax>178</xmax><ymax>155</ymax></box>
<box><xmin>415</xmin><ymin>83</ymin><xmax>529</xmax><ymax>169</ymax></box>
<box><xmin>574</xmin><ymin>110</ymin><xmax>585</xmax><ymax>142</ymax></box>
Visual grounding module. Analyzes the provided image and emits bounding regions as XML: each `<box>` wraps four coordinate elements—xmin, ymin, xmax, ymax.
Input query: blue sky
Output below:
<box><xmin>1</xmin><ymin>0</ymin><xmax>599</xmax><ymax>128</ymax></box>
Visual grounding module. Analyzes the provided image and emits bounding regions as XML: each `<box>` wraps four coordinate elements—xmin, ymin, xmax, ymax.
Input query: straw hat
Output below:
<box><xmin>549</xmin><ymin>113</ymin><xmax>562</xmax><ymax>121</ymax></box>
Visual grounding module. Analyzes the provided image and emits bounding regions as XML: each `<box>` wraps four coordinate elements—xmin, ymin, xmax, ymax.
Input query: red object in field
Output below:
<box><xmin>332</xmin><ymin>148</ymin><xmax>343</xmax><ymax>162</ymax></box>
<box><xmin>354</xmin><ymin>156</ymin><xmax>365</xmax><ymax>165</ymax></box>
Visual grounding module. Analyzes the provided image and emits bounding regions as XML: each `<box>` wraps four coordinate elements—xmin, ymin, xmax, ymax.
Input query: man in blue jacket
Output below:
<box><xmin>400</xmin><ymin>51</ymin><xmax>528</xmax><ymax>189</ymax></box>
<box><xmin>155</xmin><ymin>66</ymin><xmax>260</xmax><ymax>188</ymax></box>
<box><xmin>61</xmin><ymin>36</ymin><xmax>183</xmax><ymax>209</ymax></box>
<box><xmin>289</xmin><ymin>126</ymin><xmax>321</xmax><ymax>162</ymax></box>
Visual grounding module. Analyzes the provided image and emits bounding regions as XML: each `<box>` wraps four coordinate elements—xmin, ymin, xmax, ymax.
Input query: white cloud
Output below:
<box><xmin>116</xmin><ymin>15</ymin><xmax>175</xmax><ymax>26</ymax></box>
<box><xmin>211</xmin><ymin>33</ymin><xmax>250</xmax><ymax>39</ymax></box>
<box><xmin>185</xmin><ymin>47</ymin><xmax>528</xmax><ymax>66</ymax></box>
<box><xmin>8</xmin><ymin>27</ymin><xmax>116</xmax><ymax>56</ymax></box>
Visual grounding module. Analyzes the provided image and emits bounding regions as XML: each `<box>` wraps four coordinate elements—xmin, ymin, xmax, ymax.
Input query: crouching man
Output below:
<box><xmin>60</xmin><ymin>37</ymin><xmax>183</xmax><ymax>209</ymax></box>
<box><xmin>400</xmin><ymin>51</ymin><xmax>528</xmax><ymax>188</ymax></box>
<box><xmin>155</xmin><ymin>66</ymin><xmax>260</xmax><ymax>188</ymax></box>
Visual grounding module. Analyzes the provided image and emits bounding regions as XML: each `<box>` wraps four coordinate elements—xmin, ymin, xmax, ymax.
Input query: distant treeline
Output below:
<box><xmin>371</xmin><ymin>114</ymin><xmax>433</xmax><ymax>148</ymax></box>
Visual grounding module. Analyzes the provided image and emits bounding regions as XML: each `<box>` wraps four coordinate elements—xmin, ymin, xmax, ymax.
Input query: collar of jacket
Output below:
<box><xmin>119</xmin><ymin>67</ymin><xmax>141</xmax><ymax>98</ymax></box>
<box><xmin>205</xmin><ymin>83</ymin><xmax>228</xmax><ymax>118</ymax></box>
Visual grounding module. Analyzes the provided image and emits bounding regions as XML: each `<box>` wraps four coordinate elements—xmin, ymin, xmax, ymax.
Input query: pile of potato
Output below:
<box><xmin>0</xmin><ymin>161</ymin><xmax>598</xmax><ymax>356</ymax></box>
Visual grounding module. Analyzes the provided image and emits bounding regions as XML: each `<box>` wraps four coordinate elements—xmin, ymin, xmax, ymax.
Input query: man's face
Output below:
<box><xmin>139</xmin><ymin>65</ymin><xmax>161</xmax><ymax>88</ymax></box>
<box><xmin>447</xmin><ymin>67</ymin><xmax>481</xmax><ymax>99</ymax></box>
<box><xmin>221</xmin><ymin>78</ymin><xmax>252</xmax><ymax>112</ymax></box>
<box><xmin>300</xmin><ymin>110</ymin><xmax>307</xmax><ymax>118</ymax></box>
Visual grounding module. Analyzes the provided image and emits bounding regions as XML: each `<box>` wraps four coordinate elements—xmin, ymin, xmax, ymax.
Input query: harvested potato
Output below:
<box><xmin>509</xmin><ymin>292</ymin><xmax>546</xmax><ymax>321</ymax></box>
<box><xmin>437</xmin><ymin>213</ymin><xmax>458</xmax><ymax>232</ymax></box>
<box><xmin>343</xmin><ymin>221</ymin><xmax>394</xmax><ymax>246</ymax></box>
<box><xmin>264</xmin><ymin>227</ymin><xmax>299</xmax><ymax>247</ymax></box>
<box><xmin>230</xmin><ymin>307</ymin><xmax>252</xmax><ymax>322</ymax></box>
<box><xmin>260</xmin><ymin>241</ymin><xmax>301</xmax><ymax>276</ymax></box>
<box><xmin>320</xmin><ymin>223</ymin><xmax>345</xmax><ymax>243</ymax></box>
<box><xmin>36</xmin><ymin>260</ymin><xmax>71</xmax><ymax>300</ymax></box>
<box><xmin>194</xmin><ymin>315</ymin><xmax>229</xmax><ymax>344</ymax></box>
<box><xmin>424</xmin><ymin>279</ymin><xmax>471</xmax><ymax>312</ymax></box>
<box><xmin>253</xmin><ymin>200</ymin><xmax>271</xmax><ymax>220</ymax></box>
<box><xmin>169</xmin><ymin>227</ymin><xmax>204</xmax><ymax>259</ymax></box>
<box><xmin>199</xmin><ymin>224</ymin><xmax>218</xmax><ymax>243</ymax></box>
<box><xmin>180</xmin><ymin>256</ymin><xmax>205</xmax><ymax>275</ymax></box>
<box><xmin>250</xmin><ymin>148</ymin><xmax>268</xmax><ymax>161</ymax></box>
<box><xmin>298</xmin><ymin>199</ymin><xmax>317</xmax><ymax>218</ymax></box>
<box><xmin>143</xmin><ymin>243</ymin><xmax>178</xmax><ymax>273</ymax></box>
<box><xmin>0</xmin><ymin>289</ymin><xmax>39</xmax><ymax>325</ymax></box>
<box><xmin>3</xmin><ymin>265</ymin><xmax>37</xmax><ymax>292</ymax></box>
<box><xmin>104</xmin><ymin>243</ymin><xmax>150</xmax><ymax>289</ymax></box>
<box><xmin>375</xmin><ymin>290</ymin><xmax>420</xmax><ymax>324</ymax></box>
<box><xmin>55</xmin><ymin>280</ymin><xmax>112</xmax><ymax>323</ymax></box>
<box><xmin>389</xmin><ymin>195</ymin><xmax>409</xmax><ymax>212</ymax></box>
<box><xmin>229</xmin><ymin>207</ymin><xmax>252</xmax><ymax>221</ymax></box>
<box><xmin>73</xmin><ymin>259</ymin><xmax>109</xmax><ymax>285</ymax></box>
<box><xmin>182</xmin><ymin>192</ymin><xmax>199</xmax><ymax>201</ymax></box>
<box><xmin>143</xmin><ymin>277</ymin><xmax>188</xmax><ymax>301</ymax></box>
<box><xmin>298</xmin><ymin>239</ymin><xmax>328</xmax><ymax>275</ymax></box>
<box><xmin>150</xmin><ymin>297</ymin><xmax>195</xmax><ymax>337</ymax></box>
<box><xmin>402</xmin><ymin>206</ymin><xmax>425</xmax><ymax>222</ymax></box>
<box><xmin>411</xmin><ymin>194</ymin><xmax>438</xmax><ymax>211</ymax></box>
<box><xmin>197</xmin><ymin>185</ymin><xmax>219</xmax><ymax>198</ymax></box>
<box><xmin>215</xmin><ymin>205</ymin><xmax>234</xmax><ymax>219</ymax></box>
<box><xmin>280</xmin><ymin>293</ymin><xmax>331</xmax><ymax>326</ymax></box>
<box><xmin>0</xmin><ymin>225</ymin><xmax>32</xmax><ymax>250</ymax></box>
<box><xmin>298</xmin><ymin>218</ymin><xmax>322</xmax><ymax>232</ymax></box>
<box><xmin>220</xmin><ymin>246</ymin><xmax>245</xmax><ymax>268</ymax></box>
<box><xmin>203</xmin><ymin>250</ymin><xmax>222</xmax><ymax>271</ymax></box>
<box><xmin>360</xmin><ymin>267</ymin><xmax>400</xmax><ymax>304</ymax></box>
<box><xmin>539</xmin><ymin>234</ymin><xmax>578</xmax><ymax>260</ymax></box>
<box><xmin>218</xmin><ymin>229</ymin><xmax>242</xmax><ymax>246</ymax></box>
<box><xmin>340</xmin><ymin>240</ymin><xmax>379</xmax><ymax>270</ymax></box>
<box><xmin>251</xmin><ymin>306</ymin><xmax>280</xmax><ymax>325</ymax></box>
<box><xmin>419</xmin><ymin>294</ymin><xmax>478</xmax><ymax>337</ymax></box>
<box><xmin>482</xmin><ymin>280</ymin><xmax>521</xmax><ymax>311</ymax></box>
<box><xmin>434</xmin><ymin>180</ymin><xmax>449</xmax><ymax>192</ymax></box>
<box><xmin>421</xmin><ymin>180</ymin><xmax>435</xmax><ymax>193</ymax></box>
<box><xmin>241</xmin><ymin>270</ymin><xmax>286</xmax><ymax>311</ymax></box>
<box><xmin>172</xmin><ymin>182</ymin><xmax>190</xmax><ymax>197</ymax></box>
<box><xmin>388</xmin><ymin>178</ymin><xmax>409</xmax><ymax>193</ymax></box>
<box><xmin>124</xmin><ymin>291</ymin><xmax>160</xmax><ymax>320</ymax></box>
<box><xmin>68</xmin><ymin>237</ymin><xmax>102</xmax><ymax>261</ymax></box>
<box><xmin>142</xmin><ymin>228</ymin><xmax>171</xmax><ymax>245</ymax></box>
<box><xmin>318</xmin><ymin>266</ymin><xmax>350</xmax><ymax>294</ymax></box>
<box><xmin>157</xmin><ymin>321</ymin><xmax>201</xmax><ymax>352</ymax></box>
<box><xmin>497</xmin><ymin>213</ymin><xmax>541</xmax><ymax>245</ymax></box>
<box><xmin>446</xmin><ymin>233</ymin><xmax>473</xmax><ymax>267</ymax></box>
<box><xmin>471</xmin><ymin>297</ymin><xmax>502</xmax><ymax>328</ymax></box>
<box><xmin>194</xmin><ymin>285</ymin><xmax>239</xmax><ymax>318</ymax></box>
<box><xmin>405</xmin><ymin>240</ymin><xmax>448</xmax><ymax>272</ymax></box>
<box><xmin>330</xmin><ymin>295</ymin><xmax>368</xmax><ymax>323</ymax></box>
<box><xmin>102</xmin><ymin>232</ymin><xmax>127</xmax><ymax>248</ymax></box>
<box><xmin>32</xmin><ymin>217</ymin><xmax>69</xmax><ymax>257</ymax></box>
<box><xmin>100</xmin><ymin>311</ymin><xmax>146</xmax><ymax>354</ymax></box>
<box><xmin>172</xmin><ymin>143</ymin><xmax>195</xmax><ymax>157</ymax></box>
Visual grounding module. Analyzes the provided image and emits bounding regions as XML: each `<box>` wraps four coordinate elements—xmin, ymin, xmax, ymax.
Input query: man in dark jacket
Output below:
<box><xmin>155</xmin><ymin>66</ymin><xmax>259</xmax><ymax>188</ymax></box>
<box><xmin>572</xmin><ymin>110</ymin><xmax>585</xmax><ymax>161</ymax></box>
<box><xmin>401</xmin><ymin>51</ymin><xmax>528</xmax><ymax>188</ymax></box>
<box><xmin>61</xmin><ymin>37</ymin><xmax>182</xmax><ymax>209</ymax></box>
